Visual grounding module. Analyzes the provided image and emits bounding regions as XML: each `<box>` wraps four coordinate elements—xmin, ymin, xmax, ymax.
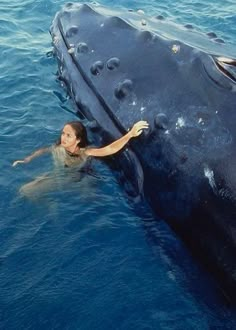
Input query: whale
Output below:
<box><xmin>50</xmin><ymin>2</ymin><xmax>236</xmax><ymax>301</ymax></box>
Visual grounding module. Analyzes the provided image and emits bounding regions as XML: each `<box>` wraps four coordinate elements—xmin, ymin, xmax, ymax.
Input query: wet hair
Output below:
<box><xmin>57</xmin><ymin>121</ymin><xmax>89</xmax><ymax>148</ymax></box>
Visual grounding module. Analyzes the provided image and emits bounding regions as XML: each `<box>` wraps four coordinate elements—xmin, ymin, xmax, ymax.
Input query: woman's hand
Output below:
<box><xmin>12</xmin><ymin>157</ymin><xmax>31</xmax><ymax>167</ymax></box>
<box><xmin>12</xmin><ymin>148</ymin><xmax>50</xmax><ymax>167</ymax></box>
<box><xmin>129</xmin><ymin>120</ymin><xmax>149</xmax><ymax>137</ymax></box>
<box><xmin>12</xmin><ymin>160</ymin><xmax>25</xmax><ymax>167</ymax></box>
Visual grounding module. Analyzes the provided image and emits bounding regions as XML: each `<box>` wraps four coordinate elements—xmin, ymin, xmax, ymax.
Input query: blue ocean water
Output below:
<box><xmin>0</xmin><ymin>0</ymin><xmax>236</xmax><ymax>329</ymax></box>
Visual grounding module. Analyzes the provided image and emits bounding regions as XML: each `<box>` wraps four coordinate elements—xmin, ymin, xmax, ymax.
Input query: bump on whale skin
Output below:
<box><xmin>51</xmin><ymin>2</ymin><xmax>236</xmax><ymax>301</ymax></box>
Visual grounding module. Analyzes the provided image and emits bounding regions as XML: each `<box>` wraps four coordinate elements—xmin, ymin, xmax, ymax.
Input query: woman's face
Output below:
<box><xmin>60</xmin><ymin>124</ymin><xmax>80</xmax><ymax>151</ymax></box>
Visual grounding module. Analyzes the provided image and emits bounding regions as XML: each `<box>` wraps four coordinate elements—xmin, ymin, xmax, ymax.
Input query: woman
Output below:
<box><xmin>13</xmin><ymin>120</ymin><xmax>149</xmax><ymax>196</ymax></box>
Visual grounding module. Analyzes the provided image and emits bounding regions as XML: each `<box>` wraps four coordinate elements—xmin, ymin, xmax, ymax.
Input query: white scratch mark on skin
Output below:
<box><xmin>53</xmin><ymin>36</ymin><xmax>60</xmax><ymax>45</ymax></box>
<box><xmin>217</xmin><ymin>57</ymin><xmax>234</xmax><ymax>64</ymax></box>
<box><xmin>172</xmin><ymin>44</ymin><xmax>180</xmax><ymax>54</ymax></box>
<box><xmin>176</xmin><ymin>117</ymin><xmax>185</xmax><ymax>129</ymax></box>
<box><xmin>137</xmin><ymin>9</ymin><xmax>145</xmax><ymax>15</ymax></box>
<box><xmin>198</xmin><ymin>118</ymin><xmax>205</xmax><ymax>125</ymax></box>
<box><xmin>204</xmin><ymin>166</ymin><xmax>217</xmax><ymax>192</ymax></box>
<box><xmin>68</xmin><ymin>47</ymin><xmax>75</xmax><ymax>54</ymax></box>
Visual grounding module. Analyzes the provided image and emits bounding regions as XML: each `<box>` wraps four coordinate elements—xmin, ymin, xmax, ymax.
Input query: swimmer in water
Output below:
<box><xmin>12</xmin><ymin>120</ymin><xmax>149</xmax><ymax>196</ymax></box>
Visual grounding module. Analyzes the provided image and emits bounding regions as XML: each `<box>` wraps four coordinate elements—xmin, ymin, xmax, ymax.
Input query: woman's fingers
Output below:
<box><xmin>131</xmin><ymin>121</ymin><xmax>149</xmax><ymax>136</ymax></box>
<box><xmin>12</xmin><ymin>160</ymin><xmax>25</xmax><ymax>167</ymax></box>
<box><xmin>136</xmin><ymin>121</ymin><xmax>149</xmax><ymax>130</ymax></box>
<box><xmin>139</xmin><ymin>120</ymin><xmax>149</xmax><ymax>126</ymax></box>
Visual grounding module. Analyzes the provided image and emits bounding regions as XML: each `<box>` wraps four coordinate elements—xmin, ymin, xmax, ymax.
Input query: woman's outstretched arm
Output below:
<box><xmin>12</xmin><ymin>147</ymin><xmax>51</xmax><ymax>167</ymax></box>
<box><xmin>85</xmin><ymin>120</ymin><xmax>149</xmax><ymax>157</ymax></box>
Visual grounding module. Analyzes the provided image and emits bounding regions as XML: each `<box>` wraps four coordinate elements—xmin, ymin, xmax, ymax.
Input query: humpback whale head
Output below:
<box><xmin>51</xmin><ymin>2</ymin><xmax>236</xmax><ymax>301</ymax></box>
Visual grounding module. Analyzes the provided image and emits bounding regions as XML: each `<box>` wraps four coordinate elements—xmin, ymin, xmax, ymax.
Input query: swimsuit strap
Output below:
<box><xmin>65</xmin><ymin>148</ymin><xmax>85</xmax><ymax>158</ymax></box>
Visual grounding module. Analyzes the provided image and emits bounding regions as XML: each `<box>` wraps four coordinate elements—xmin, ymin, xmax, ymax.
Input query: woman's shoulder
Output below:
<box><xmin>79</xmin><ymin>147</ymin><xmax>90</xmax><ymax>157</ymax></box>
<box><xmin>83</xmin><ymin>146</ymin><xmax>96</xmax><ymax>156</ymax></box>
<box><xmin>51</xmin><ymin>144</ymin><xmax>66</xmax><ymax>155</ymax></box>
